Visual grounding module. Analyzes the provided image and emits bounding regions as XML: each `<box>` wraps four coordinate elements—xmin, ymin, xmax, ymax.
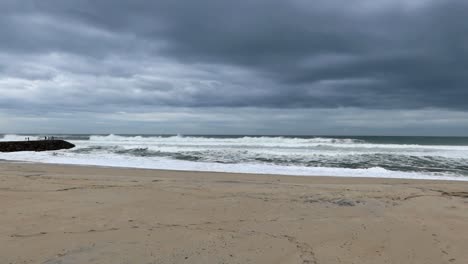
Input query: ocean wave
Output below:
<box><xmin>88</xmin><ymin>134</ymin><xmax>365</xmax><ymax>145</ymax></box>
<box><xmin>84</xmin><ymin>135</ymin><xmax>468</xmax><ymax>152</ymax></box>
<box><xmin>2</xmin><ymin>134</ymin><xmax>468</xmax><ymax>180</ymax></box>
<box><xmin>79</xmin><ymin>147</ymin><xmax>467</xmax><ymax>175</ymax></box>
<box><xmin>0</xmin><ymin>150</ymin><xmax>465</xmax><ymax>181</ymax></box>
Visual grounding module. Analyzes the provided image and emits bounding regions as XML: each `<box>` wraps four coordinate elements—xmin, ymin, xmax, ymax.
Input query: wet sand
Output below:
<box><xmin>1</xmin><ymin>162</ymin><xmax>468</xmax><ymax>264</ymax></box>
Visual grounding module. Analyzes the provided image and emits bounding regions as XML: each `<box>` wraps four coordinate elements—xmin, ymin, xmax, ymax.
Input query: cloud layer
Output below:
<box><xmin>0</xmin><ymin>0</ymin><xmax>467</xmax><ymax>134</ymax></box>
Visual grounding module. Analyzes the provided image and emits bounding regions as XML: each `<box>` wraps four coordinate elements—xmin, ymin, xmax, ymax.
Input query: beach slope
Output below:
<box><xmin>1</xmin><ymin>162</ymin><xmax>467</xmax><ymax>264</ymax></box>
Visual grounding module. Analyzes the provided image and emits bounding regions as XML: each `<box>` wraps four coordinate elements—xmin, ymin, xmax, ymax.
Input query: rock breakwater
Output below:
<box><xmin>0</xmin><ymin>140</ymin><xmax>75</xmax><ymax>152</ymax></box>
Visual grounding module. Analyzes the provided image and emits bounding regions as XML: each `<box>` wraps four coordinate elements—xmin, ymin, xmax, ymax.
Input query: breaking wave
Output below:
<box><xmin>1</xmin><ymin>134</ymin><xmax>468</xmax><ymax>180</ymax></box>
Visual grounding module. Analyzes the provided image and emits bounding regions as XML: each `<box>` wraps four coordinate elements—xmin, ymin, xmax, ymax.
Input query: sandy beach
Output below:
<box><xmin>1</xmin><ymin>162</ymin><xmax>468</xmax><ymax>264</ymax></box>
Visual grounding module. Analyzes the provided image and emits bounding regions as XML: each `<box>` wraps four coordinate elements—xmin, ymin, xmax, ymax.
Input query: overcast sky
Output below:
<box><xmin>0</xmin><ymin>0</ymin><xmax>467</xmax><ymax>135</ymax></box>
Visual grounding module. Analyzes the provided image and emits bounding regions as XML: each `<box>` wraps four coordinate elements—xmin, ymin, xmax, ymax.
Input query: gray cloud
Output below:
<box><xmin>0</xmin><ymin>0</ymin><xmax>467</xmax><ymax>134</ymax></box>
<box><xmin>2</xmin><ymin>107</ymin><xmax>468</xmax><ymax>136</ymax></box>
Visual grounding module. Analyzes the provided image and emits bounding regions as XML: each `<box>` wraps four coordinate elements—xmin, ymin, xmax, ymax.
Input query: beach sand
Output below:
<box><xmin>1</xmin><ymin>162</ymin><xmax>467</xmax><ymax>264</ymax></box>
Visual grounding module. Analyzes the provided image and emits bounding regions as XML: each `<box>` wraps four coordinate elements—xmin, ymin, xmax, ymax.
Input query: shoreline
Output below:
<box><xmin>1</xmin><ymin>161</ymin><xmax>468</xmax><ymax>263</ymax></box>
<box><xmin>1</xmin><ymin>159</ymin><xmax>467</xmax><ymax>182</ymax></box>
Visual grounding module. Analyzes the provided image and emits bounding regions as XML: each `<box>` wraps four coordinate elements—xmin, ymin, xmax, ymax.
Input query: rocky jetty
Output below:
<box><xmin>0</xmin><ymin>140</ymin><xmax>75</xmax><ymax>152</ymax></box>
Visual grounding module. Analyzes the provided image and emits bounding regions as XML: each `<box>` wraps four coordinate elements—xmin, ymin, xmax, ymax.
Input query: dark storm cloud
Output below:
<box><xmin>0</xmin><ymin>0</ymin><xmax>467</xmax><ymax>112</ymax></box>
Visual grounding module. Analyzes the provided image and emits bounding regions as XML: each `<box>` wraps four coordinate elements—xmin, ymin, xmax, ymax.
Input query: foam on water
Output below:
<box><xmin>88</xmin><ymin>134</ymin><xmax>363</xmax><ymax>147</ymax></box>
<box><xmin>1</xmin><ymin>134</ymin><xmax>468</xmax><ymax>181</ymax></box>
<box><xmin>0</xmin><ymin>149</ymin><xmax>465</xmax><ymax>181</ymax></box>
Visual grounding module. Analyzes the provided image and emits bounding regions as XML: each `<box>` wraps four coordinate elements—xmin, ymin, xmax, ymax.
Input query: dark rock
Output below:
<box><xmin>0</xmin><ymin>140</ymin><xmax>75</xmax><ymax>152</ymax></box>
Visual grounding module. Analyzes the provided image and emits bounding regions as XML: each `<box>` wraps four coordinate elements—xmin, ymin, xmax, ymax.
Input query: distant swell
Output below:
<box><xmin>88</xmin><ymin>134</ymin><xmax>365</xmax><ymax>145</ymax></box>
<box><xmin>0</xmin><ymin>135</ymin><xmax>41</xmax><ymax>141</ymax></box>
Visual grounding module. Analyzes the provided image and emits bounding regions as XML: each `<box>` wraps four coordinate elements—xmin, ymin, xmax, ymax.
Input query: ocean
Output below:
<box><xmin>1</xmin><ymin>134</ymin><xmax>468</xmax><ymax>181</ymax></box>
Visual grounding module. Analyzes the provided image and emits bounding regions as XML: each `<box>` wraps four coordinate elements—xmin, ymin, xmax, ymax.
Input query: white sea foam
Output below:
<box><xmin>81</xmin><ymin>134</ymin><xmax>468</xmax><ymax>159</ymax></box>
<box><xmin>1</xmin><ymin>134</ymin><xmax>468</xmax><ymax>181</ymax></box>
<box><xmin>88</xmin><ymin>134</ymin><xmax>363</xmax><ymax>147</ymax></box>
<box><xmin>0</xmin><ymin>149</ymin><xmax>466</xmax><ymax>181</ymax></box>
<box><xmin>85</xmin><ymin>134</ymin><xmax>468</xmax><ymax>149</ymax></box>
